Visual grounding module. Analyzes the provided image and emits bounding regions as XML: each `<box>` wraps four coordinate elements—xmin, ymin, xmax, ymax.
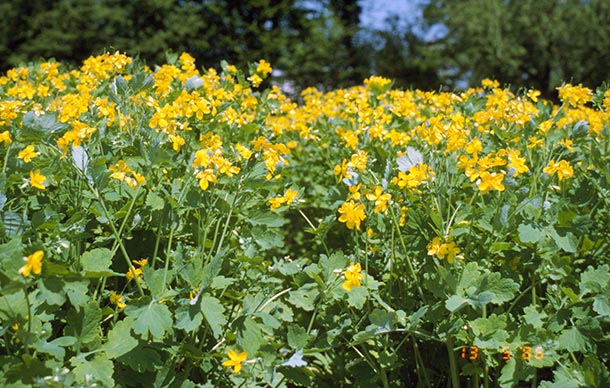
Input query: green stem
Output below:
<box><xmin>94</xmin><ymin>186</ymin><xmax>144</xmax><ymax>296</ymax></box>
<box><xmin>447</xmin><ymin>337</ymin><xmax>460</xmax><ymax>388</ymax></box>
<box><xmin>297</xmin><ymin>208</ymin><xmax>330</xmax><ymax>256</ymax></box>
<box><xmin>389</xmin><ymin>203</ymin><xmax>426</xmax><ymax>303</ymax></box>
<box><xmin>412</xmin><ymin>335</ymin><xmax>432</xmax><ymax>388</ymax></box>
<box><xmin>2</xmin><ymin>142</ymin><xmax>11</xmax><ymax>174</ymax></box>
<box><xmin>161</xmin><ymin>218</ymin><xmax>175</xmax><ymax>295</ymax></box>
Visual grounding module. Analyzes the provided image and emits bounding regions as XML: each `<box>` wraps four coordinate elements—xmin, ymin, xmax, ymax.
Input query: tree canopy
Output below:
<box><xmin>1</xmin><ymin>0</ymin><xmax>609</xmax><ymax>96</ymax></box>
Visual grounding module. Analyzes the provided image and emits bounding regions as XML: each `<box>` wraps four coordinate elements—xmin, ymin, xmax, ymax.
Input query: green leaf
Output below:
<box><xmin>0</xmin><ymin>237</ymin><xmax>23</xmax><ymax>273</ymax></box>
<box><xmin>36</xmin><ymin>336</ymin><xmax>77</xmax><ymax>359</ymax></box>
<box><xmin>498</xmin><ymin>357</ymin><xmax>516</xmax><ymax>388</ymax></box>
<box><xmin>562</xmin><ymin>287</ymin><xmax>580</xmax><ymax>302</ymax></box>
<box><xmin>459</xmin><ymin>262</ymin><xmax>482</xmax><ymax>289</ymax></box>
<box><xmin>592</xmin><ymin>295</ymin><xmax>610</xmax><ymax>317</ymax></box>
<box><xmin>558</xmin><ymin>327</ymin><xmax>587</xmax><ymax>352</ymax></box>
<box><xmin>71</xmin><ymin>355</ymin><xmax>115</xmax><ymax>387</ymax></box>
<box><xmin>210</xmin><ymin>275</ymin><xmax>235</xmax><ymax>290</ymax></box>
<box><xmin>118</xmin><ymin>346</ymin><xmax>161</xmax><ymax>373</ymax></box>
<box><xmin>200</xmin><ymin>295</ymin><xmax>226</xmax><ymax>339</ymax></box>
<box><xmin>127</xmin><ymin>299</ymin><xmax>173</xmax><ymax>340</ymax></box>
<box><xmin>287</xmin><ymin>325</ymin><xmax>309</xmax><ymax>350</ymax></box>
<box><xmin>346</xmin><ymin>285</ymin><xmax>367</xmax><ymax>309</ymax></box>
<box><xmin>102</xmin><ymin>319</ymin><xmax>138</xmax><ymax>359</ymax></box>
<box><xmin>548</xmin><ymin>226</ymin><xmax>578</xmax><ymax>253</ymax></box>
<box><xmin>288</xmin><ymin>284</ymin><xmax>319</xmax><ymax>311</ymax></box>
<box><xmin>237</xmin><ymin>316</ymin><xmax>264</xmax><ymax>355</ymax></box>
<box><xmin>143</xmin><ymin>267</ymin><xmax>174</xmax><ymax>298</ymax></box>
<box><xmin>64</xmin><ymin>280</ymin><xmax>90</xmax><ymax>310</ymax></box>
<box><xmin>523</xmin><ymin>305</ymin><xmax>547</xmax><ymax>328</ymax></box>
<box><xmin>81</xmin><ymin>248</ymin><xmax>113</xmax><ymax>272</ymax></box>
<box><xmin>251</xmin><ymin>226</ymin><xmax>284</xmax><ymax>250</ymax></box>
<box><xmin>175</xmin><ymin>304</ymin><xmax>203</xmax><ymax>333</ymax></box>
<box><xmin>247</xmin><ymin>210</ymin><xmax>288</xmax><ymax>227</ymax></box>
<box><xmin>518</xmin><ymin>223</ymin><xmax>544</xmax><ymax>244</ymax></box>
<box><xmin>446</xmin><ymin>295</ymin><xmax>468</xmax><ymax>313</ymax></box>
<box><xmin>580</xmin><ymin>264</ymin><xmax>610</xmax><ymax>296</ymax></box>
<box><xmin>481</xmin><ymin>273</ymin><xmax>519</xmax><ymax>304</ymax></box>
<box><xmin>368</xmin><ymin>309</ymin><xmax>398</xmax><ymax>333</ymax></box>
<box><xmin>35</xmin><ymin>278</ymin><xmax>66</xmax><ymax>306</ymax></box>
<box><xmin>470</xmin><ymin>314</ymin><xmax>507</xmax><ymax>337</ymax></box>
<box><xmin>145</xmin><ymin>191</ymin><xmax>165</xmax><ymax>211</ymax></box>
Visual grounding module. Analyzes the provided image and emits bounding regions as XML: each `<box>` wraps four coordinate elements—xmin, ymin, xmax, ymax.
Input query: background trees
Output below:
<box><xmin>1</xmin><ymin>0</ymin><xmax>609</xmax><ymax>96</ymax></box>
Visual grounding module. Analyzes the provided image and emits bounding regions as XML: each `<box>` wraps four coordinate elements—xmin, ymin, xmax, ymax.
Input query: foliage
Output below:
<box><xmin>423</xmin><ymin>0</ymin><xmax>610</xmax><ymax>98</ymax></box>
<box><xmin>0</xmin><ymin>52</ymin><xmax>610</xmax><ymax>387</ymax></box>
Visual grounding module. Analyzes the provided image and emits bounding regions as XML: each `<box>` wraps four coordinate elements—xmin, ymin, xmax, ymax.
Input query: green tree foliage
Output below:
<box><xmin>369</xmin><ymin>17</ymin><xmax>443</xmax><ymax>91</ymax></box>
<box><xmin>0</xmin><ymin>0</ymin><xmax>378</xmax><ymax>93</ymax></box>
<box><xmin>423</xmin><ymin>0</ymin><xmax>610</xmax><ymax>97</ymax></box>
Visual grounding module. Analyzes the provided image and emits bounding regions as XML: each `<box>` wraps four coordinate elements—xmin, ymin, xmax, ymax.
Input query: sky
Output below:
<box><xmin>359</xmin><ymin>0</ymin><xmax>428</xmax><ymax>30</ymax></box>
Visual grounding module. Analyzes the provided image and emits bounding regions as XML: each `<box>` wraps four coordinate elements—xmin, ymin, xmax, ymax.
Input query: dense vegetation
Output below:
<box><xmin>1</xmin><ymin>1</ymin><xmax>609</xmax><ymax>97</ymax></box>
<box><xmin>0</xmin><ymin>52</ymin><xmax>609</xmax><ymax>387</ymax></box>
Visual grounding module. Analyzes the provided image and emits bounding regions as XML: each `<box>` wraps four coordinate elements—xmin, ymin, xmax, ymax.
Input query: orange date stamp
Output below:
<box><xmin>460</xmin><ymin>345</ymin><xmax>545</xmax><ymax>361</ymax></box>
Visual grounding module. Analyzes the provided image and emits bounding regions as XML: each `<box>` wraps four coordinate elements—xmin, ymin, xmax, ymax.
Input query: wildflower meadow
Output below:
<box><xmin>0</xmin><ymin>52</ymin><xmax>609</xmax><ymax>387</ymax></box>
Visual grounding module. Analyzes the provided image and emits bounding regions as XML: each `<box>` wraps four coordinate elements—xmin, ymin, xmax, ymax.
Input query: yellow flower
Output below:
<box><xmin>543</xmin><ymin>160</ymin><xmax>574</xmax><ymax>181</ymax></box>
<box><xmin>222</xmin><ymin>349</ymin><xmax>248</xmax><ymax>374</ymax></box>
<box><xmin>348</xmin><ymin>183</ymin><xmax>362</xmax><ymax>201</ymax></box>
<box><xmin>0</xmin><ymin>130</ymin><xmax>11</xmax><ymax>145</ymax></box>
<box><xmin>365</xmin><ymin>186</ymin><xmax>391</xmax><ymax>213</ymax></box>
<box><xmin>255</xmin><ymin>59</ymin><xmax>272</xmax><ymax>76</ymax></box>
<box><xmin>269</xmin><ymin>188</ymin><xmax>299</xmax><ymax>210</ymax></box>
<box><xmin>18</xmin><ymin>145</ymin><xmax>38</xmax><ymax>163</ymax></box>
<box><xmin>427</xmin><ymin>237</ymin><xmax>461</xmax><ymax>264</ymax></box>
<box><xmin>29</xmin><ymin>169</ymin><xmax>47</xmax><ymax>190</ymax></box>
<box><xmin>559</xmin><ymin>139</ymin><xmax>574</xmax><ymax>152</ymax></box>
<box><xmin>477</xmin><ymin>171</ymin><xmax>505</xmax><ymax>194</ymax></box>
<box><xmin>527</xmin><ymin>89</ymin><xmax>541</xmax><ymax>103</ymax></box>
<box><xmin>350</xmin><ymin>150</ymin><xmax>368</xmax><ymax>172</ymax></box>
<box><xmin>169</xmin><ymin>135</ymin><xmax>185</xmax><ymax>152</ymax></box>
<box><xmin>126</xmin><ymin>258</ymin><xmax>148</xmax><ymax>281</ymax></box>
<box><xmin>19</xmin><ymin>250</ymin><xmax>44</xmax><ymax>277</ymax></box>
<box><xmin>283</xmin><ymin>188</ymin><xmax>298</xmax><ymax>205</ymax></box>
<box><xmin>333</xmin><ymin>159</ymin><xmax>351</xmax><ymax>181</ymax></box>
<box><xmin>196</xmin><ymin>169</ymin><xmax>217</xmax><ymax>191</ymax></box>
<box><xmin>248</xmin><ymin>74</ymin><xmax>263</xmax><ymax>87</ymax></box>
<box><xmin>109</xmin><ymin>291</ymin><xmax>126</xmax><ymax>309</ymax></box>
<box><xmin>236</xmin><ymin>143</ymin><xmax>253</xmax><ymax>160</ymax></box>
<box><xmin>338</xmin><ymin>200</ymin><xmax>366</xmax><ymax>230</ymax></box>
<box><xmin>342</xmin><ymin>262</ymin><xmax>364</xmax><ymax>291</ymax></box>
<box><xmin>557</xmin><ymin>83</ymin><xmax>592</xmax><ymax>107</ymax></box>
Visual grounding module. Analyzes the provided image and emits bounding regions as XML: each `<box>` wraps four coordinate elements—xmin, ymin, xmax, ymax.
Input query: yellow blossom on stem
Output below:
<box><xmin>269</xmin><ymin>188</ymin><xmax>299</xmax><ymax>210</ymax></box>
<box><xmin>342</xmin><ymin>262</ymin><xmax>365</xmax><ymax>291</ymax></box>
<box><xmin>365</xmin><ymin>186</ymin><xmax>392</xmax><ymax>213</ymax></box>
<box><xmin>126</xmin><ymin>258</ymin><xmax>148</xmax><ymax>281</ymax></box>
<box><xmin>169</xmin><ymin>135</ymin><xmax>185</xmax><ymax>152</ymax></box>
<box><xmin>0</xmin><ymin>130</ymin><xmax>12</xmax><ymax>145</ymax></box>
<box><xmin>333</xmin><ymin>159</ymin><xmax>351</xmax><ymax>181</ymax></box>
<box><xmin>109</xmin><ymin>291</ymin><xmax>126</xmax><ymax>309</ymax></box>
<box><xmin>427</xmin><ymin>237</ymin><xmax>461</xmax><ymax>264</ymax></box>
<box><xmin>255</xmin><ymin>59</ymin><xmax>272</xmax><ymax>76</ymax></box>
<box><xmin>557</xmin><ymin>83</ymin><xmax>592</xmax><ymax>107</ymax></box>
<box><xmin>543</xmin><ymin>160</ymin><xmax>574</xmax><ymax>181</ymax></box>
<box><xmin>477</xmin><ymin>171</ymin><xmax>505</xmax><ymax>194</ymax></box>
<box><xmin>338</xmin><ymin>200</ymin><xmax>366</xmax><ymax>230</ymax></box>
<box><xmin>19</xmin><ymin>250</ymin><xmax>44</xmax><ymax>277</ymax></box>
<box><xmin>18</xmin><ymin>145</ymin><xmax>38</xmax><ymax>163</ymax></box>
<box><xmin>29</xmin><ymin>169</ymin><xmax>47</xmax><ymax>190</ymax></box>
<box><xmin>348</xmin><ymin>183</ymin><xmax>362</xmax><ymax>201</ymax></box>
<box><xmin>350</xmin><ymin>150</ymin><xmax>368</xmax><ymax>172</ymax></box>
<box><xmin>222</xmin><ymin>349</ymin><xmax>248</xmax><ymax>374</ymax></box>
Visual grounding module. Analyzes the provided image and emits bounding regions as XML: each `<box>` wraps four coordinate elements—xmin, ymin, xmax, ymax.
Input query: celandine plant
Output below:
<box><xmin>0</xmin><ymin>53</ymin><xmax>609</xmax><ymax>387</ymax></box>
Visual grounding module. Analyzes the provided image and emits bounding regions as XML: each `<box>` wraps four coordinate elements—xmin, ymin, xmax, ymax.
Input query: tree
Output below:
<box><xmin>423</xmin><ymin>0</ymin><xmax>610</xmax><ymax>97</ymax></box>
<box><xmin>370</xmin><ymin>16</ymin><xmax>443</xmax><ymax>91</ymax></box>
